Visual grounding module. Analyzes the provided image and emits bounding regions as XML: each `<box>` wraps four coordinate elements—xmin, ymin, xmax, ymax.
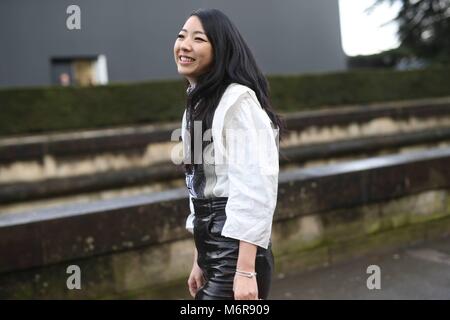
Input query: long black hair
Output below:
<box><xmin>183</xmin><ymin>8</ymin><xmax>286</xmax><ymax>170</ymax></box>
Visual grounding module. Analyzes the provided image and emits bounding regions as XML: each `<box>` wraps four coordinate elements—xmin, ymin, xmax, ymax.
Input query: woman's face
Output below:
<box><xmin>174</xmin><ymin>16</ymin><xmax>213</xmax><ymax>85</ymax></box>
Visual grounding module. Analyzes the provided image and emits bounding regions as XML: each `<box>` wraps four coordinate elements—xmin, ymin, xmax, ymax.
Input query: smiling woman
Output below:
<box><xmin>174</xmin><ymin>16</ymin><xmax>213</xmax><ymax>84</ymax></box>
<box><xmin>172</xmin><ymin>8</ymin><xmax>285</xmax><ymax>301</ymax></box>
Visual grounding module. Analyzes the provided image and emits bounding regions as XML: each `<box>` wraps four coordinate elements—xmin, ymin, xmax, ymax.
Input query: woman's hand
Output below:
<box><xmin>234</xmin><ymin>240</ymin><xmax>259</xmax><ymax>300</ymax></box>
<box><xmin>187</xmin><ymin>262</ymin><xmax>205</xmax><ymax>298</ymax></box>
<box><xmin>233</xmin><ymin>273</ymin><xmax>258</xmax><ymax>300</ymax></box>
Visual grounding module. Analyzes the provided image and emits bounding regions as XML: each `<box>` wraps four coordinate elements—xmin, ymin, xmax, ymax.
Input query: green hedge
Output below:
<box><xmin>1</xmin><ymin>66</ymin><xmax>450</xmax><ymax>137</ymax></box>
<box><xmin>269</xmin><ymin>65</ymin><xmax>450</xmax><ymax>112</ymax></box>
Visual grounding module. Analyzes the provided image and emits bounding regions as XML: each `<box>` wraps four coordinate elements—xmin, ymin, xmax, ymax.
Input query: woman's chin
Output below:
<box><xmin>177</xmin><ymin>67</ymin><xmax>193</xmax><ymax>76</ymax></box>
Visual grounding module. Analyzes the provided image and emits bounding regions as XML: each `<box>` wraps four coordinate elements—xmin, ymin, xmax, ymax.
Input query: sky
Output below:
<box><xmin>339</xmin><ymin>0</ymin><xmax>402</xmax><ymax>56</ymax></box>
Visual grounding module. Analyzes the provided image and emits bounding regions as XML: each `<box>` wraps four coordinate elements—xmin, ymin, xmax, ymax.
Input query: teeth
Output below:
<box><xmin>180</xmin><ymin>56</ymin><xmax>194</xmax><ymax>62</ymax></box>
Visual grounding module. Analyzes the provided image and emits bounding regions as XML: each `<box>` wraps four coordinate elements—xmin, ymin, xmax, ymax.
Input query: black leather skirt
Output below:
<box><xmin>192</xmin><ymin>197</ymin><xmax>274</xmax><ymax>300</ymax></box>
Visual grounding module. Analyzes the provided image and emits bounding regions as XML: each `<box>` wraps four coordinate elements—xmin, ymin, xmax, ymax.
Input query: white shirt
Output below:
<box><xmin>181</xmin><ymin>83</ymin><xmax>279</xmax><ymax>249</ymax></box>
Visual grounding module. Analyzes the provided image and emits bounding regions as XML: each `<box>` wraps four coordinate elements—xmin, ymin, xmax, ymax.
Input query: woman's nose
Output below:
<box><xmin>180</xmin><ymin>38</ymin><xmax>193</xmax><ymax>51</ymax></box>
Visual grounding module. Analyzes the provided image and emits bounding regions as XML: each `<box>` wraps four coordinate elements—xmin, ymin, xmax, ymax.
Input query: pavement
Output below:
<box><xmin>269</xmin><ymin>237</ymin><xmax>450</xmax><ymax>300</ymax></box>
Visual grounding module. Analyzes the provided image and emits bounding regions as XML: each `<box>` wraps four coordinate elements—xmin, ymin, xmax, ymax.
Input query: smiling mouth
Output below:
<box><xmin>179</xmin><ymin>55</ymin><xmax>196</xmax><ymax>63</ymax></box>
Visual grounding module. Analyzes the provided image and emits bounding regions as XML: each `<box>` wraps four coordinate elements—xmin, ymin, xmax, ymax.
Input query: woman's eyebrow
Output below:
<box><xmin>180</xmin><ymin>29</ymin><xmax>206</xmax><ymax>35</ymax></box>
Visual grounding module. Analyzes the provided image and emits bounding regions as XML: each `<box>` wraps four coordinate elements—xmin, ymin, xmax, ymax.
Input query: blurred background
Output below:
<box><xmin>0</xmin><ymin>0</ymin><xmax>449</xmax><ymax>299</ymax></box>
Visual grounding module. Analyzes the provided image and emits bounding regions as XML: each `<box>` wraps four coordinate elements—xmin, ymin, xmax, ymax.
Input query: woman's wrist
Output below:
<box><xmin>237</xmin><ymin>240</ymin><xmax>257</xmax><ymax>272</ymax></box>
<box><xmin>236</xmin><ymin>263</ymin><xmax>255</xmax><ymax>272</ymax></box>
<box><xmin>235</xmin><ymin>269</ymin><xmax>257</xmax><ymax>278</ymax></box>
<box><xmin>193</xmin><ymin>248</ymin><xmax>198</xmax><ymax>264</ymax></box>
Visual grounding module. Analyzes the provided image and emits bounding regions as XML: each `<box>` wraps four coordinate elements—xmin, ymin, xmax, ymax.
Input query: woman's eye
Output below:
<box><xmin>176</xmin><ymin>34</ymin><xmax>205</xmax><ymax>41</ymax></box>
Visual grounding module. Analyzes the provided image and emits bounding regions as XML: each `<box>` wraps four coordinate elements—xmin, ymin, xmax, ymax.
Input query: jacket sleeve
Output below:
<box><xmin>220</xmin><ymin>92</ymin><xmax>279</xmax><ymax>249</ymax></box>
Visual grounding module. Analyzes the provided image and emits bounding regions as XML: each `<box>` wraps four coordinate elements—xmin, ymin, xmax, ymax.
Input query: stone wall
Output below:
<box><xmin>0</xmin><ymin>147</ymin><xmax>449</xmax><ymax>299</ymax></box>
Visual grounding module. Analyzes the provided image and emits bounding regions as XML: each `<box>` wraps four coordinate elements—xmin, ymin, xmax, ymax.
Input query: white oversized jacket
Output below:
<box><xmin>181</xmin><ymin>83</ymin><xmax>279</xmax><ymax>249</ymax></box>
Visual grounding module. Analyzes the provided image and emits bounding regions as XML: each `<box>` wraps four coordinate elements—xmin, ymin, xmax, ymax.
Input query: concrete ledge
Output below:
<box><xmin>284</xmin><ymin>96</ymin><xmax>450</xmax><ymax>130</ymax></box>
<box><xmin>0</xmin><ymin>147</ymin><xmax>449</xmax><ymax>276</ymax></box>
<box><xmin>0</xmin><ymin>188</ymin><xmax>190</xmax><ymax>273</ymax></box>
<box><xmin>1</xmin><ymin>198</ymin><xmax>449</xmax><ymax>299</ymax></box>
<box><xmin>2</xmin><ymin>126</ymin><xmax>450</xmax><ymax>204</ymax></box>
<box><xmin>1</xmin><ymin>96</ymin><xmax>449</xmax><ymax>163</ymax></box>
<box><xmin>276</xmin><ymin>147</ymin><xmax>450</xmax><ymax>219</ymax></box>
<box><xmin>282</xmin><ymin>125</ymin><xmax>450</xmax><ymax>162</ymax></box>
<box><xmin>0</xmin><ymin>162</ymin><xmax>182</xmax><ymax>204</ymax></box>
<box><xmin>0</xmin><ymin>123</ymin><xmax>177</xmax><ymax>163</ymax></box>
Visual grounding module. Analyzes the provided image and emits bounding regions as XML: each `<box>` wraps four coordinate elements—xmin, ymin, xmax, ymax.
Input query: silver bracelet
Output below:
<box><xmin>235</xmin><ymin>269</ymin><xmax>257</xmax><ymax>278</ymax></box>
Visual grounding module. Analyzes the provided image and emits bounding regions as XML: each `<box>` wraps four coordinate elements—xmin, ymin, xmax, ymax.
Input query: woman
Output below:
<box><xmin>173</xmin><ymin>8</ymin><xmax>284</xmax><ymax>300</ymax></box>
